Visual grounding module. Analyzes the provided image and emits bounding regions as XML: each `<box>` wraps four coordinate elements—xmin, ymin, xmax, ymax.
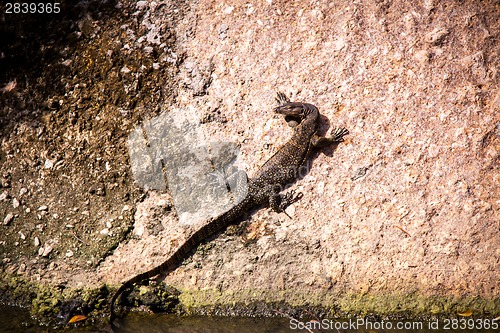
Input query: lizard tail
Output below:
<box><xmin>109</xmin><ymin>196</ymin><xmax>254</xmax><ymax>329</ymax></box>
<box><xmin>109</xmin><ymin>256</ymin><xmax>179</xmax><ymax>329</ymax></box>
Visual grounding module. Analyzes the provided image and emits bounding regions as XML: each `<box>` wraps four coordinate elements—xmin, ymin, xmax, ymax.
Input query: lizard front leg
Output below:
<box><xmin>311</xmin><ymin>127</ymin><xmax>349</xmax><ymax>147</ymax></box>
<box><xmin>269</xmin><ymin>185</ymin><xmax>303</xmax><ymax>218</ymax></box>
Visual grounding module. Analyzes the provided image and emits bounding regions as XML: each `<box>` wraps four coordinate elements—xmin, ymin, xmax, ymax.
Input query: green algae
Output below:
<box><xmin>0</xmin><ymin>274</ymin><xmax>110</xmax><ymax>327</ymax></box>
<box><xmin>177</xmin><ymin>287</ymin><xmax>499</xmax><ymax>320</ymax></box>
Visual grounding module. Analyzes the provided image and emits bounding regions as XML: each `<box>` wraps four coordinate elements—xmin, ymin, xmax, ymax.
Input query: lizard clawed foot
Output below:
<box><xmin>311</xmin><ymin>127</ymin><xmax>349</xmax><ymax>147</ymax></box>
<box><xmin>330</xmin><ymin>127</ymin><xmax>349</xmax><ymax>142</ymax></box>
<box><xmin>270</xmin><ymin>189</ymin><xmax>303</xmax><ymax>218</ymax></box>
<box><xmin>275</xmin><ymin>91</ymin><xmax>291</xmax><ymax>106</ymax></box>
<box><xmin>281</xmin><ymin>189</ymin><xmax>303</xmax><ymax>208</ymax></box>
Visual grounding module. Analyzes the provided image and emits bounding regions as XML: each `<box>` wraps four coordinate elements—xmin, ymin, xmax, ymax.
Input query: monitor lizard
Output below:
<box><xmin>109</xmin><ymin>92</ymin><xmax>349</xmax><ymax>327</ymax></box>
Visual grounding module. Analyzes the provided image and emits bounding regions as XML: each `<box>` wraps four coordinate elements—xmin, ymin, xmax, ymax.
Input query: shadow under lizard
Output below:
<box><xmin>109</xmin><ymin>92</ymin><xmax>349</xmax><ymax>328</ymax></box>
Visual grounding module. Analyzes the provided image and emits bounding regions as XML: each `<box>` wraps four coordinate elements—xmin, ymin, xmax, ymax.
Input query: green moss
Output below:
<box><xmin>177</xmin><ymin>287</ymin><xmax>499</xmax><ymax>320</ymax></box>
<box><xmin>31</xmin><ymin>286</ymin><xmax>62</xmax><ymax>318</ymax></box>
<box><xmin>0</xmin><ymin>273</ymin><xmax>112</xmax><ymax>327</ymax></box>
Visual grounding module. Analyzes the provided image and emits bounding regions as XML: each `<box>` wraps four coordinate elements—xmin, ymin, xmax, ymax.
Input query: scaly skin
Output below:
<box><xmin>109</xmin><ymin>92</ymin><xmax>348</xmax><ymax>328</ymax></box>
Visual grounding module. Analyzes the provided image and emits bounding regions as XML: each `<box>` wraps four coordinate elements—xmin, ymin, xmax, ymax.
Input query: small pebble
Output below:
<box><xmin>44</xmin><ymin>159</ymin><xmax>54</xmax><ymax>169</ymax></box>
<box><xmin>12</xmin><ymin>198</ymin><xmax>19</xmax><ymax>208</ymax></box>
<box><xmin>121</xmin><ymin>65</ymin><xmax>131</xmax><ymax>74</ymax></box>
<box><xmin>38</xmin><ymin>205</ymin><xmax>48</xmax><ymax>211</ymax></box>
<box><xmin>40</xmin><ymin>243</ymin><xmax>53</xmax><ymax>257</ymax></box>
<box><xmin>3</xmin><ymin>213</ymin><xmax>14</xmax><ymax>225</ymax></box>
<box><xmin>17</xmin><ymin>263</ymin><xmax>26</xmax><ymax>274</ymax></box>
<box><xmin>285</xmin><ymin>204</ymin><xmax>295</xmax><ymax>217</ymax></box>
<box><xmin>34</xmin><ymin>237</ymin><xmax>40</xmax><ymax>246</ymax></box>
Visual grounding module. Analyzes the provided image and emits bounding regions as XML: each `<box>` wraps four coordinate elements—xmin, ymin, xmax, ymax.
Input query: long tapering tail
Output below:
<box><xmin>109</xmin><ymin>196</ymin><xmax>254</xmax><ymax>328</ymax></box>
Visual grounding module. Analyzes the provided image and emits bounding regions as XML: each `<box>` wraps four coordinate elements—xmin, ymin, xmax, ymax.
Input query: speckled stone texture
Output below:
<box><xmin>1</xmin><ymin>0</ymin><xmax>498</xmax><ymax>320</ymax></box>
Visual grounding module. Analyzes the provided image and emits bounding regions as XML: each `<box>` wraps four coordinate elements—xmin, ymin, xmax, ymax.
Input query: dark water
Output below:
<box><xmin>1</xmin><ymin>304</ymin><xmax>498</xmax><ymax>332</ymax></box>
<box><xmin>0</xmin><ymin>304</ymin><xmax>39</xmax><ymax>333</ymax></box>
<box><xmin>117</xmin><ymin>314</ymin><xmax>499</xmax><ymax>333</ymax></box>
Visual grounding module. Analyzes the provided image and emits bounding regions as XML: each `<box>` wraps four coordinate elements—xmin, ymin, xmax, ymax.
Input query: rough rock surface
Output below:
<box><xmin>0</xmin><ymin>0</ymin><xmax>498</xmax><ymax>324</ymax></box>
